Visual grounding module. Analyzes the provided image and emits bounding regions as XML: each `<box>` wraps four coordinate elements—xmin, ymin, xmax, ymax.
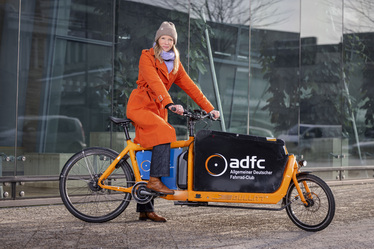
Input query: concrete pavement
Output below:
<box><xmin>0</xmin><ymin>181</ymin><xmax>374</xmax><ymax>249</ymax></box>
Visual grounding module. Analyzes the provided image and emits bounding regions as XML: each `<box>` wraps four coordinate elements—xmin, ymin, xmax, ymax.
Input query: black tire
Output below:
<box><xmin>59</xmin><ymin>147</ymin><xmax>134</xmax><ymax>223</ymax></box>
<box><xmin>284</xmin><ymin>173</ymin><xmax>335</xmax><ymax>231</ymax></box>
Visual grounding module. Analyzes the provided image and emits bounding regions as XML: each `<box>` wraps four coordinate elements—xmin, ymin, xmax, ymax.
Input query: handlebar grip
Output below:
<box><xmin>170</xmin><ymin>107</ymin><xmax>176</xmax><ymax>112</ymax></box>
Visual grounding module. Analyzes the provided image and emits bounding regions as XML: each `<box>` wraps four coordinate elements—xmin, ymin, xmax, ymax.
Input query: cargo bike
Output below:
<box><xmin>59</xmin><ymin>109</ymin><xmax>335</xmax><ymax>232</ymax></box>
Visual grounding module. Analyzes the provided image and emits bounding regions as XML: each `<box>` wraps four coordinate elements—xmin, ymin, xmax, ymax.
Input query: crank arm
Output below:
<box><xmin>140</xmin><ymin>189</ymin><xmax>166</xmax><ymax>197</ymax></box>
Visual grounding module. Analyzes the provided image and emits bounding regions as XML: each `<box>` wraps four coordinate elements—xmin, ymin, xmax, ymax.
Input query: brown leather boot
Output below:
<box><xmin>139</xmin><ymin>212</ymin><xmax>167</xmax><ymax>222</ymax></box>
<box><xmin>146</xmin><ymin>177</ymin><xmax>174</xmax><ymax>195</ymax></box>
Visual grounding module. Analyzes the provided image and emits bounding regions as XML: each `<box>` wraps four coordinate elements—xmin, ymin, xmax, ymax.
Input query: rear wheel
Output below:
<box><xmin>284</xmin><ymin>174</ymin><xmax>335</xmax><ymax>231</ymax></box>
<box><xmin>59</xmin><ymin>147</ymin><xmax>134</xmax><ymax>223</ymax></box>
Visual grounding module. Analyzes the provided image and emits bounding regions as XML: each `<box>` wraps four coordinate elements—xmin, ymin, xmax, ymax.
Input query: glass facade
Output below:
<box><xmin>0</xmin><ymin>0</ymin><xmax>373</xmax><ymax>201</ymax></box>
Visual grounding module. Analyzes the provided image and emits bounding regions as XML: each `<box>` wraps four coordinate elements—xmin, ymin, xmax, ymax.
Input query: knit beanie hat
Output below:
<box><xmin>154</xmin><ymin>21</ymin><xmax>178</xmax><ymax>45</ymax></box>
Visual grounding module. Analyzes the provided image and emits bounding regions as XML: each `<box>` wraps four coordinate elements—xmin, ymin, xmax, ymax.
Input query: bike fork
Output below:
<box><xmin>292</xmin><ymin>170</ymin><xmax>309</xmax><ymax>205</ymax></box>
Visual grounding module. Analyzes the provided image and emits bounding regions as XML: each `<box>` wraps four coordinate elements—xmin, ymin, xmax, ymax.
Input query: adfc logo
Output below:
<box><xmin>205</xmin><ymin>153</ymin><xmax>267</xmax><ymax>177</ymax></box>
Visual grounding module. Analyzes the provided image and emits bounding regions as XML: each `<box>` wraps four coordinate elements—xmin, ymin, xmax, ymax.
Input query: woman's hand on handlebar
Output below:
<box><xmin>169</xmin><ymin>105</ymin><xmax>220</xmax><ymax>120</ymax></box>
<box><xmin>209</xmin><ymin>110</ymin><xmax>220</xmax><ymax>120</ymax></box>
<box><xmin>168</xmin><ymin>104</ymin><xmax>185</xmax><ymax>115</ymax></box>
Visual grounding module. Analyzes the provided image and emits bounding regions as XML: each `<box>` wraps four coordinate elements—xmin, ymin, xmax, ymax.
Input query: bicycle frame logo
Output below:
<box><xmin>140</xmin><ymin>160</ymin><xmax>151</xmax><ymax>172</ymax></box>
<box><xmin>205</xmin><ymin>153</ymin><xmax>266</xmax><ymax>177</ymax></box>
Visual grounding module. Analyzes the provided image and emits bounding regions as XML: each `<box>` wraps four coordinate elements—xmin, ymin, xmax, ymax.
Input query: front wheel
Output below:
<box><xmin>284</xmin><ymin>174</ymin><xmax>335</xmax><ymax>231</ymax></box>
<box><xmin>59</xmin><ymin>147</ymin><xmax>135</xmax><ymax>223</ymax></box>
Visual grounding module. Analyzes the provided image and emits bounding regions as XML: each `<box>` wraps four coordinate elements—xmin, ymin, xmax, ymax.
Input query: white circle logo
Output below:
<box><xmin>205</xmin><ymin>153</ymin><xmax>228</xmax><ymax>177</ymax></box>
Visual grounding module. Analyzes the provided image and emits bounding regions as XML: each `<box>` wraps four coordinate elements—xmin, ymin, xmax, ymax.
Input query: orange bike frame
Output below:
<box><xmin>98</xmin><ymin>136</ymin><xmax>308</xmax><ymax>205</ymax></box>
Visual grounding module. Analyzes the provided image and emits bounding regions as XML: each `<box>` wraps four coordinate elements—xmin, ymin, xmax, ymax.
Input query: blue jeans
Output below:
<box><xmin>137</xmin><ymin>143</ymin><xmax>170</xmax><ymax>212</ymax></box>
<box><xmin>150</xmin><ymin>143</ymin><xmax>170</xmax><ymax>177</ymax></box>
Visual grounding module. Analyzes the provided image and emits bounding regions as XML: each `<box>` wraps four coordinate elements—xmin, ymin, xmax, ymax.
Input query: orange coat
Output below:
<box><xmin>126</xmin><ymin>47</ymin><xmax>214</xmax><ymax>148</ymax></box>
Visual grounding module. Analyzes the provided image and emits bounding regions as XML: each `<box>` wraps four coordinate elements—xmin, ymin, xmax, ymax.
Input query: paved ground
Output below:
<box><xmin>0</xmin><ymin>181</ymin><xmax>373</xmax><ymax>249</ymax></box>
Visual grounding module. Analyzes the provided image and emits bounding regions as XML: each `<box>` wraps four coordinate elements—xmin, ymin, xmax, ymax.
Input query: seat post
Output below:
<box><xmin>122</xmin><ymin>123</ymin><xmax>131</xmax><ymax>141</ymax></box>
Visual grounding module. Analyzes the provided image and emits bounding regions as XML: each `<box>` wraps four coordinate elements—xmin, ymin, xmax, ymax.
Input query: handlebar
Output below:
<box><xmin>182</xmin><ymin>109</ymin><xmax>219</xmax><ymax>137</ymax></box>
<box><xmin>183</xmin><ymin>109</ymin><xmax>217</xmax><ymax>121</ymax></box>
<box><xmin>170</xmin><ymin>106</ymin><xmax>217</xmax><ymax>121</ymax></box>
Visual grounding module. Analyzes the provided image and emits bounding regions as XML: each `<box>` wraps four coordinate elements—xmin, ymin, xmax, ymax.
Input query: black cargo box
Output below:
<box><xmin>194</xmin><ymin>130</ymin><xmax>289</xmax><ymax>193</ymax></box>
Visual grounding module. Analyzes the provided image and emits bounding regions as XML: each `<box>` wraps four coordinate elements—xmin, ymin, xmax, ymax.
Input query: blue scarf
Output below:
<box><xmin>161</xmin><ymin>50</ymin><xmax>175</xmax><ymax>73</ymax></box>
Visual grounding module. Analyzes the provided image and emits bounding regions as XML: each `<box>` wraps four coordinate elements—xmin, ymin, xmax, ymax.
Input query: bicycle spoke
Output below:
<box><xmin>60</xmin><ymin>148</ymin><xmax>134</xmax><ymax>222</ymax></box>
<box><xmin>285</xmin><ymin>174</ymin><xmax>335</xmax><ymax>231</ymax></box>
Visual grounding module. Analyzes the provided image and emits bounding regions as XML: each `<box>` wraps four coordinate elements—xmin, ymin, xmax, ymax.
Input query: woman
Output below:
<box><xmin>126</xmin><ymin>21</ymin><xmax>220</xmax><ymax>222</ymax></box>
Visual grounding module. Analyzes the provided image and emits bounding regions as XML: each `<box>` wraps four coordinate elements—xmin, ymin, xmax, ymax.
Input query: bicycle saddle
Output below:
<box><xmin>109</xmin><ymin>116</ymin><xmax>132</xmax><ymax>125</ymax></box>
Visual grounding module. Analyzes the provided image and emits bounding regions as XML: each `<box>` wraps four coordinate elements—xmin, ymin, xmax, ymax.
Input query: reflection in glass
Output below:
<box><xmin>1</xmin><ymin>0</ymin><xmax>374</xmax><ymax>200</ymax></box>
<box><xmin>250</xmin><ymin>0</ymin><xmax>300</xmax><ymax>139</ymax></box>
<box><xmin>189</xmin><ymin>0</ymin><xmax>250</xmax><ymax>133</ymax></box>
<box><xmin>344</xmin><ymin>0</ymin><xmax>374</xmax><ymax>169</ymax></box>
<box><xmin>297</xmin><ymin>0</ymin><xmax>344</xmax><ymax>168</ymax></box>
<box><xmin>301</xmin><ymin>0</ymin><xmax>342</xmax><ymax>45</ymax></box>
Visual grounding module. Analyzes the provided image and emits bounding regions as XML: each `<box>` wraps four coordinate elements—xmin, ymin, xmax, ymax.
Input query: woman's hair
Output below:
<box><xmin>154</xmin><ymin>42</ymin><xmax>180</xmax><ymax>74</ymax></box>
